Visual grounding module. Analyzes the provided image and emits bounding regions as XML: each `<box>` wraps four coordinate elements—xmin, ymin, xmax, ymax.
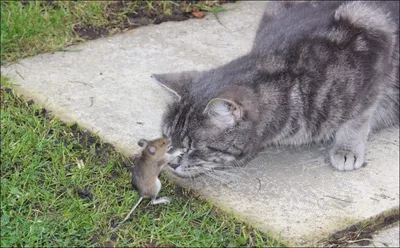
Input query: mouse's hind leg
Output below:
<box><xmin>151</xmin><ymin>197</ymin><xmax>170</xmax><ymax>205</ymax></box>
<box><xmin>150</xmin><ymin>178</ymin><xmax>170</xmax><ymax>205</ymax></box>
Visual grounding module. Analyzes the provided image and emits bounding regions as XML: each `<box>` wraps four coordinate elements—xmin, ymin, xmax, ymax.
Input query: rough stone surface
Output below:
<box><xmin>167</xmin><ymin>128</ymin><xmax>399</xmax><ymax>246</ymax></box>
<box><xmin>371</xmin><ymin>222</ymin><xmax>400</xmax><ymax>248</ymax></box>
<box><xmin>2</xmin><ymin>1</ymin><xmax>399</xmax><ymax>246</ymax></box>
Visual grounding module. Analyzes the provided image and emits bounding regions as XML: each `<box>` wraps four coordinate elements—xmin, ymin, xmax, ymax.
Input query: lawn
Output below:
<box><xmin>1</xmin><ymin>1</ymin><xmax>282</xmax><ymax>247</ymax></box>
<box><xmin>1</xmin><ymin>0</ymin><xmax>228</xmax><ymax>64</ymax></box>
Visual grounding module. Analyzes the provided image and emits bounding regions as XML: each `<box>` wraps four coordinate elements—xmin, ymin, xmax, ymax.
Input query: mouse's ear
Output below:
<box><xmin>138</xmin><ymin>139</ymin><xmax>148</xmax><ymax>147</ymax></box>
<box><xmin>148</xmin><ymin>146</ymin><xmax>156</xmax><ymax>155</ymax></box>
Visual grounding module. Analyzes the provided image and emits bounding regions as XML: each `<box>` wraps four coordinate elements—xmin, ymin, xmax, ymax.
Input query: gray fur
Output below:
<box><xmin>152</xmin><ymin>1</ymin><xmax>399</xmax><ymax>177</ymax></box>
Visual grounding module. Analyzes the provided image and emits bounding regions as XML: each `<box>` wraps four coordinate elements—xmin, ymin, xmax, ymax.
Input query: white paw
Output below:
<box><xmin>171</xmin><ymin>150</ymin><xmax>184</xmax><ymax>158</ymax></box>
<box><xmin>330</xmin><ymin>148</ymin><xmax>365</xmax><ymax>171</ymax></box>
<box><xmin>151</xmin><ymin>197</ymin><xmax>171</xmax><ymax>205</ymax></box>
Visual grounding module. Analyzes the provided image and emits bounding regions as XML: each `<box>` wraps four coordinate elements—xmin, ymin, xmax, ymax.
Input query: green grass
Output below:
<box><xmin>0</xmin><ymin>1</ymin><xmax>106</xmax><ymax>63</ymax></box>
<box><xmin>0</xmin><ymin>77</ymin><xmax>281</xmax><ymax>246</ymax></box>
<box><xmin>1</xmin><ymin>0</ymin><xmax>228</xmax><ymax>64</ymax></box>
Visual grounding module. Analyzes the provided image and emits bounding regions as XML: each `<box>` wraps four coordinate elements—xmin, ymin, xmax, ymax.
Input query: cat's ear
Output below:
<box><xmin>203</xmin><ymin>98</ymin><xmax>243</xmax><ymax>128</ymax></box>
<box><xmin>151</xmin><ymin>71</ymin><xmax>198</xmax><ymax>100</ymax></box>
<box><xmin>203</xmin><ymin>87</ymin><xmax>254</xmax><ymax>128</ymax></box>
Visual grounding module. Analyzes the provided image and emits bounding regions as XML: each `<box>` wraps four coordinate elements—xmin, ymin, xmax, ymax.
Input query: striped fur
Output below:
<box><xmin>153</xmin><ymin>1</ymin><xmax>399</xmax><ymax>177</ymax></box>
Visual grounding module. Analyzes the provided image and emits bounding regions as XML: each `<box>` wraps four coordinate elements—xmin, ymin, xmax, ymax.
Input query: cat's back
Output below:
<box><xmin>252</xmin><ymin>1</ymin><xmax>341</xmax><ymax>53</ymax></box>
<box><xmin>252</xmin><ymin>1</ymin><xmax>399</xmax><ymax>53</ymax></box>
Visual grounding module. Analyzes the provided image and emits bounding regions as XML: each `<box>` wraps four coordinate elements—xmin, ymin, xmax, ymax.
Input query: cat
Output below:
<box><xmin>152</xmin><ymin>1</ymin><xmax>399</xmax><ymax>178</ymax></box>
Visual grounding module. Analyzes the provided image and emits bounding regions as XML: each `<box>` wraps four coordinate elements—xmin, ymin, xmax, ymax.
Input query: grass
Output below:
<box><xmin>1</xmin><ymin>1</ymin><xmax>104</xmax><ymax>63</ymax></box>
<box><xmin>1</xmin><ymin>0</ymin><xmax>282</xmax><ymax>246</ymax></box>
<box><xmin>1</xmin><ymin>0</ymin><xmax>228</xmax><ymax>64</ymax></box>
<box><xmin>0</xmin><ymin>77</ymin><xmax>281</xmax><ymax>246</ymax></box>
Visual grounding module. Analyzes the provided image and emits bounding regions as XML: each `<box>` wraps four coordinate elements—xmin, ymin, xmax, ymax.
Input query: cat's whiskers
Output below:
<box><xmin>202</xmin><ymin>168</ymin><xmax>233</xmax><ymax>185</ymax></box>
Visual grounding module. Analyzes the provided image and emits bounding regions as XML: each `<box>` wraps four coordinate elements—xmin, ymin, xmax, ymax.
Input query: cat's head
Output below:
<box><xmin>152</xmin><ymin>71</ymin><xmax>260</xmax><ymax>178</ymax></box>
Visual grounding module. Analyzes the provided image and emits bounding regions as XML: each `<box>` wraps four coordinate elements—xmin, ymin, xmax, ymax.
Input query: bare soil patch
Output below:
<box><xmin>74</xmin><ymin>1</ymin><xmax>234</xmax><ymax>40</ymax></box>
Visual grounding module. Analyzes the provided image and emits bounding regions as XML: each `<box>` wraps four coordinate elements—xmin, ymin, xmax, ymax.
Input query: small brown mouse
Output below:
<box><xmin>112</xmin><ymin>137</ymin><xmax>182</xmax><ymax>231</ymax></box>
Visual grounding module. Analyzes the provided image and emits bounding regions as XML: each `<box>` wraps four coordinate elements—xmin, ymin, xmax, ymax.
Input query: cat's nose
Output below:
<box><xmin>169</xmin><ymin>156</ymin><xmax>182</xmax><ymax>170</ymax></box>
<box><xmin>169</xmin><ymin>163</ymin><xmax>180</xmax><ymax>170</ymax></box>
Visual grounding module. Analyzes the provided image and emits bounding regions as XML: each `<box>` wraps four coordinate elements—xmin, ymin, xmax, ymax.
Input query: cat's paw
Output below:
<box><xmin>329</xmin><ymin>147</ymin><xmax>365</xmax><ymax>171</ymax></box>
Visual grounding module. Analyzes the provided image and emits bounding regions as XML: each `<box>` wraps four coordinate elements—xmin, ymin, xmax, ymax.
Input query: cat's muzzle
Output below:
<box><xmin>168</xmin><ymin>154</ymin><xmax>183</xmax><ymax>170</ymax></box>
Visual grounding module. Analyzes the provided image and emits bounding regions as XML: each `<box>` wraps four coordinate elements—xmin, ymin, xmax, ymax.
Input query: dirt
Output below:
<box><xmin>59</xmin><ymin>122</ymin><xmax>119</xmax><ymax>164</ymax></box>
<box><xmin>74</xmin><ymin>187</ymin><xmax>93</xmax><ymax>201</ymax></box>
<box><xmin>320</xmin><ymin>208</ymin><xmax>400</xmax><ymax>247</ymax></box>
<box><xmin>73</xmin><ymin>1</ymin><xmax>235</xmax><ymax>40</ymax></box>
<box><xmin>90</xmin><ymin>235</ymin><xmax>99</xmax><ymax>246</ymax></box>
<box><xmin>171</xmin><ymin>183</ymin><xmax>202</xmax><ymax>200</ymax></box>
<box><xmin>144</xmin><ymin>239</ymin><xmax>158</xmax><ymax>247</ymax></box>
<box><xmin>55</xmin><ymin>187</ymin><xmax>67</xmax><ymax>197</ymax></box>
<box><xmin>110</xmin><ymin>233</ymin><xmax>118</xmax><ymax>241</ymax></box>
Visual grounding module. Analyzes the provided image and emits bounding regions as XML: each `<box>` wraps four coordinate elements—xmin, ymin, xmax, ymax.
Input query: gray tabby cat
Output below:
<box><xmin>152</xmin><ymin>1</ymin><xmax>399</xmax><ymax>178</ymax></box>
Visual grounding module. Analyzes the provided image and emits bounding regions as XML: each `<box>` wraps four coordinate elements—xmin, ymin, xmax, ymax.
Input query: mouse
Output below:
<box><xmin>111</xmin><ymin>137</ymin><xmax>182</xmax><ymax>231</ymax></box>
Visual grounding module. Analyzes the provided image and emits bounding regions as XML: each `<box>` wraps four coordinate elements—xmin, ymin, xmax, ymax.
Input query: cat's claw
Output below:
<box><xmin>329</xmin><ymin>148</ymin><xmax>365</xmax><ymax>171</ymax></box>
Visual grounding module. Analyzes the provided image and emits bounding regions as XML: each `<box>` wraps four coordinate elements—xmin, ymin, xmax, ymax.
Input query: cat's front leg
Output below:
<box><xmin>329</xmin><ymin>115</ymin><xmax>371</xmax><ymax>171</ymax></box>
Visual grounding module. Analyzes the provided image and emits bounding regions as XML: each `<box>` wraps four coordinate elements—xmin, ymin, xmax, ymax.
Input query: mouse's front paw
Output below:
<box><xmin>166</xmin><ymin>150</ymin><xmax>185</xmax><ymax>165</ymax></box>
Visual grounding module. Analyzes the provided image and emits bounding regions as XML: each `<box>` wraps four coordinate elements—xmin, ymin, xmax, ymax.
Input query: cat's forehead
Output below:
<box><xmin>162</xmin><ymin>101</ymin><xmax>204</xmax><ymax>136</ymax></box>
<box><xmin>167</xmin><ymin>98</ymin><xmax>198</xmax><ymax>116</ymax></box>
<box><xmin>163</xmin><ymin>101</ymin><xmax>188</xmax><ymax>131</ymax></box>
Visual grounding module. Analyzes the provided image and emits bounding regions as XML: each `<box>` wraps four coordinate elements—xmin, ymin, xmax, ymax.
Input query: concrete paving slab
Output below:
<box><xmin>371</xmin><ymin>222</ymin><xmax>399</xmax><ymax>248</ymax></box>
<box><xmin>168</xmin><ymin>128</ymin><xmax>399</xmax><ymax>246</ymax></box>
<box><xmin>2</xmin><ymin>1</ymin><xmax>399</xmax><ymax>246</ymax></box>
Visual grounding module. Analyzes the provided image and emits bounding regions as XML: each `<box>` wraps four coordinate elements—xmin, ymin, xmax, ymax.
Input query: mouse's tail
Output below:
<box><xmin>111</xmin><ymin>197</ymin><xmax>143</xmax><ymax>232</ymax></box>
